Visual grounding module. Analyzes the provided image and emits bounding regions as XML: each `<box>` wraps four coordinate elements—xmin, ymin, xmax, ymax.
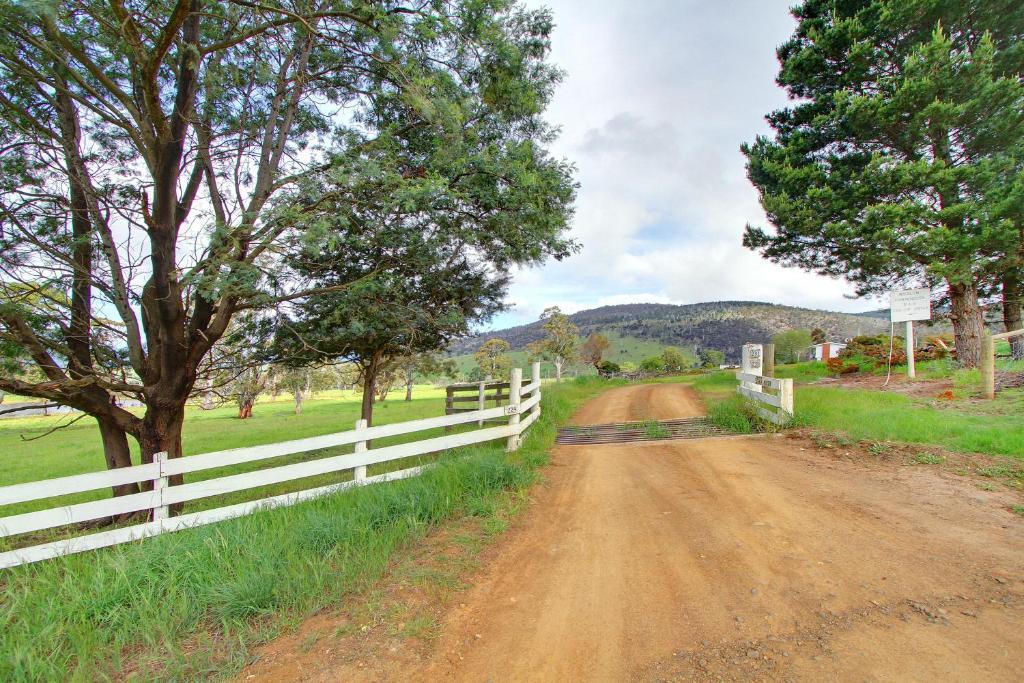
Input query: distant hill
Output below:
<box><xmin>450</xmin><ymin>301</ymin><xmax>889</xmax><ymax>362</ymax></box>
<box><xmin>851</xmin><ymin>308</ymin><xmax>889</xmax><ymax>319</ymax></box>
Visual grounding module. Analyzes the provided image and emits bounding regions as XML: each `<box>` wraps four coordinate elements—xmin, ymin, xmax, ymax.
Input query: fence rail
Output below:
<box><xmin>736</xmin><ymin>372</ymin><xmax>794</xmax><ymax>425</ymax></box>
<box><xmin>444</xmin><ymin>379</ymin><xmax>511</xmax><ymax>422</ymax></box>
<box><xmin>0</xmin><ymin>364</ymin><xmax>543</xmax><ymax>569</ymax></box>
<box><xmin>983</xmin><ymin>328</ymin><xmax>1023</xmax><ymax>399</ymax></box>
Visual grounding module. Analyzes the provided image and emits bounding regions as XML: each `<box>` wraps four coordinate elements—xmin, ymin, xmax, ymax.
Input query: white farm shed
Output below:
<box><xmin>810</xmin><ymin>342</ymin><xmax>846</xmax><ymax>361</ymax></box>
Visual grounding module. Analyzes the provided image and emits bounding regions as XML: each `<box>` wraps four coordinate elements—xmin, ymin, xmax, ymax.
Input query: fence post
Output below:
<box><xmin>507</xmin><ymin>367</ymin><xmax>522</xmax><ymax>452</ymax></box>
<box><xmin>152</xmin><ymin>451</ymin><xmax>169</xmax><ymax>521</ymax></box>
<box><xmin>780</xmin><ymin>378</ymin><xmax>794</xmax><ymax>418</ymax></box>
<box><xmin>444</xmin><ymin>386</ymin><xmax>454</xmax><ymax>434</ymax></box>
<box><xmin>531</xmin><ymin>362</ymin><xmax>542</xmax><ymax>421</ymax></box>
<box><xmin>477</xmin><ymin>381</ymin><xmax>486</xmax><ymax>427</ymax></box>
<box><xmin>981</xmin><ymin>333</ymin><xmax>995</xmax><ymax>400</ymax></box>
<box><xmin>763</xmin><ymin>343</ymin><xmax>775</xmax><ymax>377</ymax></box>
<box><xmin>354</xmin><ymin>418</ymin><xmax>368</xmax><ymax>481</ymax></box>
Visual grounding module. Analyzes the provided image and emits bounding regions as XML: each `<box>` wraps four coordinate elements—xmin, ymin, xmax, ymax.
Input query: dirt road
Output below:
<box><xmin>244</xmin><ymin>383</ymin><xmax>1024</xmax><ymax>682</ymax></box>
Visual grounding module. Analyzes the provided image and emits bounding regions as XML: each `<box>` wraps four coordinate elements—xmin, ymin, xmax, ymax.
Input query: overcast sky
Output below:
<box><xmin>487</xmin><ymin>0</ymin><xmax>877</xmax><ymax>330</ymax></box>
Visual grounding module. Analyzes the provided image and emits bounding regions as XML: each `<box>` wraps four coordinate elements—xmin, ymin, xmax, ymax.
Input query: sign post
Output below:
<box><xmin>889</xmin><ymin>288</ymin><xmax>932</xmax><ymax>379</ymax></box>
<box><xmin>741</xmin><ymin>343</ymin><xmax>763</xmax><ymax>391</ymax></box>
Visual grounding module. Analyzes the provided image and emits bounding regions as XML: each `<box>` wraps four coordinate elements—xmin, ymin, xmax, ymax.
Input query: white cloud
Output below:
<box><xmin>488</xmin><ymin>1</ymin><xmax>874</xmax><ymax>330</ymax></box>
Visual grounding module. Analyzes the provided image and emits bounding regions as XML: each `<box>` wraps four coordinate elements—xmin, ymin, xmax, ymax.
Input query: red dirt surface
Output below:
<box><xmin>815</xmin><ymin>372</ymin><xmax>956</xmax><ymax>398</ymax></box>
<box><xmin>239</xmin><ymin>384</ymin><xmax>1024</xmax><ymax>682</ymax></box>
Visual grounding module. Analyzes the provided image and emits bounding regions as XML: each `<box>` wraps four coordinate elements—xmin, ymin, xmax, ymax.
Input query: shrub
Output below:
<box><xmin>839</xmin><ymin>335</ymin><xmax>905</xmax><ymax>367</ymax></box>
<box><xmin>639</xmin><ymin>356</ymin><xmax>665</xmax><ymax>372</ymax></box>
<box><xmin>598</xmin><ymin>360</ymin><xmax>620</xmax><ymax>375</ymax></box>
<box><xmin>826</xmin><ymin>357</ymin><xmax>864</xmax><ymax>376</ymax></box>
<box><xmin>660</xmin><ymin>346</ymin><xmax>690</xmax><ymax>373</ymax></box>
<box><xmin>918</xmin><ymin>334</ymin><xmax>954</xmax><ymax>361</ymax></box>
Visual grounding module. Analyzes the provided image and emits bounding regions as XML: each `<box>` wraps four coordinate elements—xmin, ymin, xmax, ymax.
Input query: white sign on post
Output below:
<box><xmin>741</xmin><ymin>344</ymin><xmax>763</xmax><ymax>392</ymax></box>
<box><xmin>890</xmin><ymin>288</ymin><xmax>932</xmax><ymax>380</ymax></box>
<box><xmin>890</xmin><ymin>288</ymin><xmax>932</xmax><ymax>323</ymax></box>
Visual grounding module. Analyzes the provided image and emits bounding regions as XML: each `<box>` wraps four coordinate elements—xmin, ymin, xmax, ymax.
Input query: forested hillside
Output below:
<box><xmin>451</xmin><ymin>301</ymin><xmax>890</xmax><ymax>361</ymax></box>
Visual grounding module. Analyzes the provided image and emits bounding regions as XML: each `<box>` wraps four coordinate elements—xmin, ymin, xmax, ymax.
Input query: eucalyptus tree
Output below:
<box><xmin>474</xmin><ymin>339</ymin><xmax>511</xmax><ymax>380</ymax></box>
<box><xmin>526</xmin><ymin>306</ymin><xmax>578</xmax><ymax>381</ymax></box>
<box><xmin>743</xmin><ymin>0</ymin><xmax>1024</xmax><ymax>367</ymax></box>
<box><xmin>0</xmin><ymin>1</ymin><xmax>573</xmax><ymax>499</ymax></box>
<box><xmin>275</xmin><ymin>262</ymin><xmax>507</xmax><ymax>425</ymax></box>
<box><xmin>398</xmin><ymin>352</ymin><xmax>456</xmax><ymax>401</ymax></box>
<box><xmin>271</xmin><ymin>2</ymin><xmax>576</xmax><ymax>424</ymax></box>
<box><xmin>579</xmin><ymin>332</ymin><xmax>609</xmax><ymax>369</ymax></box>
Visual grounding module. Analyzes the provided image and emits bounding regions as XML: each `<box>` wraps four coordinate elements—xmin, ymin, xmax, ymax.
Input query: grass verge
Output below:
<box><xmin>791</xmin><ymin>386</ymin><xmax>1024</xmax><ymax>457</ymax></box>
<box><xmin>677</xmin><ymin>367</ymin><xmax>1024</xmax><ymax>459</ymax></box>
<box><xmin>0</xmin><ymin>377</ymin><xmax>614</xmax><ymax>681</ymax></box>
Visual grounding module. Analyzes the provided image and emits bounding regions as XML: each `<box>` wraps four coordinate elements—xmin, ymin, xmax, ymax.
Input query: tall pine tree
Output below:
<box><xmin>743</xmin><ymin>0</ymin><xmax>1024</xmax><ymax>366</ymax></box>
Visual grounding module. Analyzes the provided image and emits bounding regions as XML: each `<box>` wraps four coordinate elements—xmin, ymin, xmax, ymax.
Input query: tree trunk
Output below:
<box><xmin>405</xmin><ymin>373</ymin><xmax>414</xmax><ymax>401</ymax></box>
<box><xmin>97</xmin><ymin>417</ymin><xmax>139</xmax><ymax>499</ymax></box>
<box><xmin>138</xmin><ymin>405</ymin><xmax>187</xmax><ymax>515</ymax></box>
<box><xmin>1003</xmin><ymin>273</ymin><xmax>1023</xmax><ymax>359</ymax></box>
<box><xmin>294</xmin><ymin>390</ymin><xmax>303</xmax><ymax>414</ymax></box>
<box><xmin>238</xmin><ymin>398</ymin><xmax>254</xmax><ymax>419</ymax></box>
<box><xmin>554</xmin><ymin>358</ymin><xmax>562</xmax><ymax>382</ymax></box>
<box><xmin>361</xmin><ymin>366</ymin><xmax>376</xmax><ymax>427</ymax></box>
<box><xmin>947</xmin><ymin>280</ymin><xmax>985</xmax><ymax>368</ymax></box>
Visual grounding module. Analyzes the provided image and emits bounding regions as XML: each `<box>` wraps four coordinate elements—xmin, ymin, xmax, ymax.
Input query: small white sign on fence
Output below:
<box><xmin>890</xmin><ymin>288</ymin><xmax>932</xmax><ymax>323</ymax></box>
<box><xmin>741</xmin><ymin>343</ymin><xmax>763</xmax><ymax>378</ymax></box>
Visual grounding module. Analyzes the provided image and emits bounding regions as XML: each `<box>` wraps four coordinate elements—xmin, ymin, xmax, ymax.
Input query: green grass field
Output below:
<box><xmin>0</xmin><ymin>385</ymin><xmax>448</xmax><ymax>479</ymax></box>
<box><xmin>0</xmin><ymin>377</ymin><xmax>617</xmax><ymax>681</ymax></box>
<box><xmin>0</xmin><ymin>386</ymin><xmax>454</xmax><ymax>520</ymax></box>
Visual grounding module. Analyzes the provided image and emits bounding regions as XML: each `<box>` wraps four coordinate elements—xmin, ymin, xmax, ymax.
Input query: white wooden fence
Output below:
<box><xmin>0</xmin><ymin>364</ymin><xmax>543</xmax><ymax>570</ymax></box>
<box><xmin>736</xmin><ymin>372</ymin><xmax>794</xmax><ymax>425</ymax></box>
<box><xmin>734</xmin><ymin>343</ymin><xmax>793</xmax><ymax>426</ymax></box>
<box><xmin>982</xmin><ymin>329</ymin><xmax>1023</xmax><ymax>399</ymax></box>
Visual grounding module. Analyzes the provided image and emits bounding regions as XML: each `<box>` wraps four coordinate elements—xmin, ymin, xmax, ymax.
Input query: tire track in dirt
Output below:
<box><xmin>241</xmin><ymin>383</ymin><xmax>1024</xmax><ymax>682</ymax></box>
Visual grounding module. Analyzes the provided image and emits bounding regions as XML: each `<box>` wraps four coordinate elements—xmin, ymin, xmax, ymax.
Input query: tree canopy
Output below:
<box><xmin>773</xmin><ymin>329</ymin><xmax>814</xmax><ymax>364</ymax></box>
<box><xmin>474</xmin><ymin>338</ymin><xmax>511</xmax><ymax>379</ymax></box>
<box><xmin>698</xmin><ymin>349</ymin><xmax>726</xmax><ymax>369</ymax></box>
<box><xmin>660</xmin><ymin>346</ymin><xmax>690</xmax><ymax>373</ymax></box>
<box><xmin>526</xmin><ymin>306</ymin><xmax>578</xmax><ymax>381</ymax></box>
<box><xmin>579</xmin><ymin>333</ymin><xmax>609</xmax><ymax>369</ymax></box>
<box><xmin>0</xmin><ymin>0</ymin><xmax>576</xmax><ymax>498</ymax></box>
<box><xmin>743</xmin><ymin>0</ymin><xmax>1024</xmax><ymax>366</ymax></box>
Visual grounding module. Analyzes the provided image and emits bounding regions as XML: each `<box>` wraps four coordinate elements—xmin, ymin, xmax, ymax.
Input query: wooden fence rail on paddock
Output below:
<box><xmin>445</xmin><ymin>377</ymin><xmax>517</xmax><ymax>430</ymax></box>
<box><xmin>983</xmin><ymin>328</ymin><xmax>1024</xmax><ymax>399</ymax></box>
<box><xmin>0</xmin><ymin>364</ymin><xmax>544</xmax><ymax>570</ymax></box>
<box><xmin>735</xmin><ymin>372</ymin><xmax>794</xmax><ymax>426</ymax></box>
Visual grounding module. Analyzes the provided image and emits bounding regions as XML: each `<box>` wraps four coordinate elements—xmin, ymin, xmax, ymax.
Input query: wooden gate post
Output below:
<box><xmin>763</xmin><ymin>343</ymin><xmax>775</xmax><ymax>377</ymax></box>
<box><xmin>444</xmin><ymin>386</ymin><xmax>454</xmax><ymax>434</ymax></box>
<box><xmin>507</xmin><ymin>368</ymin><xmax>522</xmax><ymax>452</ymax></box>
<box><xmin>477</xmin><ymin>381</ymin><xmax>486</xmax><ymax>427</ymax></box>
<box><xmin>152</xmin><ymin>451</ymin><xmax>169</xmax><ymax>521</ymax></box>
<box><xmin>981</xmin><ymin>333</ymin><xmax>995</xmax><ymax>400</ymax></box>
<box><xmin>531</xmin><ymin>362</ymin><xmax>542</xmax><ymax>421</ymax></box>
<box><xmin>780</xmin><ymin>378</ymin><xmax>794</xmax><ymax>418</ymax></box>
<box><xmin>354</xmin><ymin>419</ymin><xmax>368</xmax><ymax>481</ymax></box>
